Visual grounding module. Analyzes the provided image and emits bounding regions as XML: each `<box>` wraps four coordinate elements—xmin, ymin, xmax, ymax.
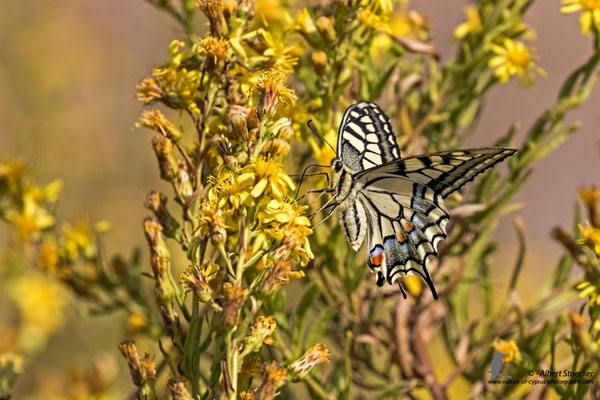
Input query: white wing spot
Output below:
<box><xmin>350</xmin><ymin>111</ymin><xmax>360</xmax><ymax>118</ymax></box>
<box><xmin>378</xmin><ymin>115</ymin><xmax>386</xmax><ymax>122</ymax></box>
<box><xmin>383</xmin><ymin>125</ymin><xmax>391</xmax><ymax>133</ymax></box>
<box><xmin>387</xmin><ymin>135</ymin><xmax>396</xmax><ymax>144</ymax></box>
<box><xmin>366</xmin><ymin>124</ymin><xmax>375</xmax><ymax>132</ymax></box>
<box><xmin>360</xmin><ymin>116</ymin><xmax>373</xmax><ymax>123</ymax></box>
<box><xmin>366</xmin><ymin>134</ymin><xmax>379</xmax><ymax>143</ymax></box>
<box><xmin>392</xmin><ymin>148</ymin><xmax>399</xmax><ymax>158</ymax></box>
<box><xmin>362</xmin><ymin>159</ymin><xmax>377</xmax><ymax>169</ymax></box>
<box><xmin>366</xmin><ymin>143</ymin><xmax>379</xmax><ymax>152</ymax></box>
<box><xmin>347</xmin><ymin>122</ymin><xmax>366</xmax><ymax>137</ymax></box>
<box><xmin>347</xmin><ymin>135</ymin><xmax>365</xmax><ymax>152</ymax></box>
<box><xmin>365</xmin><ymin>153</ymin><xmax>383</xmax><ymax>164</ymax></box>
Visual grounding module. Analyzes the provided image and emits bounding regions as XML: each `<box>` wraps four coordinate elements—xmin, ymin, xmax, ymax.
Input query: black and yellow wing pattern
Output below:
<box><xmin>334</xmin><ymin>102</ymin><xmax>516</xmax><ymax>299</ymax></box>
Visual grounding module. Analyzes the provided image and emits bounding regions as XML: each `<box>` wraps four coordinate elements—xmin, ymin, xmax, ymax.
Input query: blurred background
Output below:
<box><xmin>1</xmin><ymin>0</ymin><xmax>598</xmax><ymax>397</ymax></box>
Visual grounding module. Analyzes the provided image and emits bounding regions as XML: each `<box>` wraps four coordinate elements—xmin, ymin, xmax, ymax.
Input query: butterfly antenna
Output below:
<box><xmin>294</xmin><ymin>164</ymin><xmax>329</xmax><ymax>199</ymax></box>
<box><xmin>307</xmin><ymin>120</ymin><xmax>336</xmax><ymax>153</ymax></box>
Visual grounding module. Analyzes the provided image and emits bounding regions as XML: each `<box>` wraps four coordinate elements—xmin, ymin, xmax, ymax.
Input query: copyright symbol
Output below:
<box><xmin>529</xmin><ymin>370</ymin><xmax>535</xmax><ymax>376</ymax></box>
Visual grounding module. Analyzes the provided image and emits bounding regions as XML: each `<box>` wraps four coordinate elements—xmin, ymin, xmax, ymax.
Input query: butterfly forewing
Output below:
<box><xmin>337</xmin><ymin>101</ymin><xmax>401</xmax><ymax>172</ymax></box>
<box><xmin>357</xmin><ymin>148</ymin><xmax>517</xmax><ymax>198</ymax></box>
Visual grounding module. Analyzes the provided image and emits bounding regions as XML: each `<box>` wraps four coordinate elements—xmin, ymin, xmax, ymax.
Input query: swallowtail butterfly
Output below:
<box><xmin>325</xmin><ymin>101</ymin><xmax>516</xmax><ymax>299</ymax></box>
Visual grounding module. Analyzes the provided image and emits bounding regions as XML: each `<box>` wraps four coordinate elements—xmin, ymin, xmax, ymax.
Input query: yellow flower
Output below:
<box><xmin>454</xmin><ymin>6</ymin><xmax>482</xmax><ymax>39</ymax></box>
<box><xmin>294</xmin><ymin>8</ymin><xmax>317</xmax><ymax>35</ymax></box>
<box><xmin>62</xmin><ymin>219</ymin><xmax>95</xmax><ymax>261</ymax></box>
<box><xmin>561</xmin><ymin>0</ymin><xmax>600</xmax><ymax>35</ymax></box>
<box><xmin>488</xmin><ymin>38</ymin><xmax>546</xmax><ymax>86</ymax></box>
<box><xmin>179</xmin><ymin>263</ymin><xmax>219</xmax><ymax>302</ymax></box>
<box><xmin>289</xmin><ymin>344</ymin><xmax>330</xmax><ymax>379</ymax></box>
<box><xmin>8</xmin><ymin>275</ymin><xmax>69</xmax><ymax>348</ymax></box>
<box><xmin>359</xmin><ymin>7</ymin><xmax>391</xmax><ymax>33</ymax></box>
<box><xmin>0</xmin><ymin>158</ymin><xmax>25</xmax><ymax>188</ymax></box>
<box><xmin>492</xmin><ymin>339</ymin><xmax>519</xmax><ymax>362</ymax></box>
<box><xmin>250</xmin><ymin>69</ymin><xmax>297</xmax><ymax>117</ymax></box>
<box><xmin>259</xmin><ymin>199</ymin><xmax>309</xmax><ymax>225</ymax></box>
<box><xmin>127</xmin><ymin>313</ymin><xmax>149</xmax><ymax>335</ymax></box>
<box><xmin>151</xmin><ymin>41</ymin><xmax>203</xmax><ymax>114</ymax></box>
<box><xmin>253</xmin><ymin>198</ymin><xmax>313</xmax><ymax>265</ymax></box>
<box><xmin>201</xmin><ymin>35</ymin><xmax>230</xmax><ymax>70</ymax></box>
<box><xmin>208</xmin><ymin>171</ymin><xmax>254</xmax><ymax>210</ymax></box>
<box><xmin>256</xmin><ymin>30</ymin><xmax>298</xmax><ymax>73</ymax></box>
<box><xmin>578</xmin><ymin>220</ymin><xmax>600</xmax><ymax>255</ymax></box>
<box><xmin>245</xmin><ymin>316</ymin><xmax>277</xmax><ymax>353</ymax></box>
<box><xmin>5</xmin><ymin>190</ymin><xmax>55</xmax><ymax>241</ymax></box>
<box><xmin>247</xmin><ymin>157</ymin><xmax>295</xmax><ymax>200</ymax></box>
<box><xmin>255</xmin><ymin>0</ymin><xmax>287</xmax><ymax>26</ymax></box>
<box><xmin>577</xmin><ymin>281</ymin><xmax>600</xmax><ymax>304</ymax></box>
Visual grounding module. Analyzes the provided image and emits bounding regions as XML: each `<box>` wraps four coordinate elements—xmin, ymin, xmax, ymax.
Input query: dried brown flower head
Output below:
<box><xmin>136</xmin><ymin>77</ymin><xmax>163</xmax><ymax>104</ymax></box>
<box><xmin>255</xmin><ymin>362</ymin><xmax>287</xmax><ymax>400</ymax></box>
<box><xmin>222</xmin><ymin>283</ymin><xmax>248</xmax><ymax>326</ymax></box>
<box><xmin>289</xmin><ymin>343</ymin><xmax>330</xmax><ymax>379</ymax></box>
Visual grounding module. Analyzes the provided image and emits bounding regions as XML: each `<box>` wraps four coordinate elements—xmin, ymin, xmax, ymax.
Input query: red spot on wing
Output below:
<box><xmin>370</xmin><ymin>252</ymin><xmax>384</xmax><ymax>266</ymax></box>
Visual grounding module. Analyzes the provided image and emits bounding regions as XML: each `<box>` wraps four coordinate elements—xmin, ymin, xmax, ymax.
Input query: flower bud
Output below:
<box><xmin>311</xmin><ymin>51</ymin><xmax>328</xmax><ymax>76</ymax></box>
<box><xmin>144</xmin><ymin>190</ymin><xmax>179</xmax><ymax>237</ymax></box>
<box><xmin>177</xmin><ymin>160</ymin><xmax>193</xmax><ymax>200</ymax></box>
<box><xmin>152</xmin><ymin>136</ymin><xmax>177</xmax><ymax>181</ymax></box>
<box><xmin>580</xmin><ymin>185</ymin><xmax>600</xmax><ymax>228</ymax></box>
<box><xmin>215</xmin><ymin>136</ymin><xmax>237</xmax><ymax>167</ymax></box>
<box><xmin>315</xmin><ymin>16</ymin><xmax>334</xmax><ymax>41</ymax></box>
<box><xmin>229</xmin><ymin>113</ymin><xmax>249</xmax><ymax>142</ymax></box>
<box><xmin>277</xmin><ymin>125</ymin><xmax>294</xmax><ymax>141</ymax></box>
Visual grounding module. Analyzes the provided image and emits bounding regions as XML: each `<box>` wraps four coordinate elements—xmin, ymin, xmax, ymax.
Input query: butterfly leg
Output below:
<box><xmin>309</xmin><ymin>196</ymin><xmax>338</xmax><ymax>220</ymax></box>
<box><xmin>297</xmin><ymin>188</ymin><xmax>335</xmax><ymax>202</ymax></box>
<box><xmin>311</xmin><ymin>203</ymin><xmax>340</xmax><ymax>229</ymax></box>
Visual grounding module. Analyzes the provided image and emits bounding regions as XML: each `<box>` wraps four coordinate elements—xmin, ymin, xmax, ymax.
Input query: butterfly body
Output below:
<box><xmin>326</xmin><ymin>101</ymin><xmax>516</xmax><ymax>299</ymax></box>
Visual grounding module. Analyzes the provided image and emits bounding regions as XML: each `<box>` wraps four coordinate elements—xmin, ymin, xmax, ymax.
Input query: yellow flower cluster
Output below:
<box><xmin>488</xmin><ymin>38</ymin><xmax>545</xmax><ymax>87</ymax></box>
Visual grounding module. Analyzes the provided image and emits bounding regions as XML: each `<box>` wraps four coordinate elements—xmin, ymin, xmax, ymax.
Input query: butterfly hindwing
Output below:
<box><xmin>337</xmin><ymin>102</ymin><xmax>401</xmax><ymax>172</ymax></box>
<box><xmin>360</xmin><ymin>186</ymin><xmax>448</xmax><ymax>299</ymax></box>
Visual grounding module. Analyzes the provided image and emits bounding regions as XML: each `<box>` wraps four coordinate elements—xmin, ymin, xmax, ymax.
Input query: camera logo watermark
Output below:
<box><xmin>488</xmin><ymin>352</ymin><xmax>512</xmax><ymax>379</ymax></box>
